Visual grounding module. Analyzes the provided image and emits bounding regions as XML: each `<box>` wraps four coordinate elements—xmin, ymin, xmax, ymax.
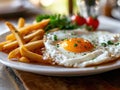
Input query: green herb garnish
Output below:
<box><xmin>101</xmin><ymin>43</ymin><xmax>107</xmax><ymax>47</ymax></box>
<box><xmin>115</xmin><ymin>43</ymin><xmax>119</xmax><ymax>46</ymax></box>
<box><xmin>56</xmin><ymin>44</ymin><xmax>59</xmax><ymax>48</ymax></box>
<box><xmin>107</xmin><ymin>40</ymin><xmax>114</xmax><ymax>45</ymax></box>
<box><xmin>83</xmin><ymin>53</ymin><xmax>86</xmax><ymax>55</ymax></box>
<box><xmin>53</xmin><ymin>35</ymin><xmax>58</xmax><ymax>41</ymax></box>
<box><xmin>74</xmin><ymin>43</ymin><xmax>78</xmax><ymax>47</ymax></box>
<box><xmin>36</xmin><ymin>14</ymin><xmax>79</xmax><ymax>31</ymax></box>
<box><xmin>101</xmin><ymin>41</ymin><xmax>117</xmax><ymax>47</ymax></box>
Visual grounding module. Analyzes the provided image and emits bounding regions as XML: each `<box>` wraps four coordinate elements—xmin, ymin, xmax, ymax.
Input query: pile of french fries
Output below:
<box><xmin>0</xmin><ymin>18</ymin><xmax>51</xmax><ymax>64</ymax></box>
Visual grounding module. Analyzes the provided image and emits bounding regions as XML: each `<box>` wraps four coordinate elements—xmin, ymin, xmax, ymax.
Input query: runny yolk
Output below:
<box><xmin>60</xmin><ymin>38</ymin><xmax>94</xmax><ymax>53</ymax></box>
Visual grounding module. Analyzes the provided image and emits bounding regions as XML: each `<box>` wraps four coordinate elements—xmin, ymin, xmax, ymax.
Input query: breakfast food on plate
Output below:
<box><xmin>43</xmin><ymin>30</ymin><xmax>120</xmax><ymax>67</ymax></box>
<box><xmin>0</xmin><ymin>15</ymin><xmax>119</xmax><ymax>67</ymax></box>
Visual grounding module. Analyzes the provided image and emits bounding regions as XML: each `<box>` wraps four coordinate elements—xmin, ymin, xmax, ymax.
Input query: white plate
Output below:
<box><xmin>111</xmin><ymin>8</ymin><xmax>120</xmax><ymax>20</ymax></box>
<box><xmin>0</xmin><ymin>32</ymin><xmax>120</xmax><ymax>76</ymax></box>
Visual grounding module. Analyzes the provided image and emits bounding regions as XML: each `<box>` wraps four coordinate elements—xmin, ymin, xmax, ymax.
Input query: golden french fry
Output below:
<box><xmin>48</xmin><ymin>28</ymin><xmax>59</xmax><ymax>33</ymax></box>
<box><xmin>19</xmin><ymin>57</ymin><xmax>30</xmax><ymax>63</ymax></box>
<box><xmin>5</xmin><ymin>17</ymin><xmax>25</xmax><ymax>42</ymax></box>
<box><xmin>3</xmin><ymin>41</ymin><xmax>18</xmax><ymax>50</ymax></box>
<box><xmin>6</xmin><ymin>22</ymin><xmax>25</xmax><ymax>46</ymax></box>
<box><xmin>18</xmin><ymin>17</ymin><xmax>25</xmax><ymax>28</ymax></box>
<box><xmin>3</xmin><ymin>29</ymin><xmax>44</xmax><ymax>50</ymax></box>
<box><xmin>20</xmin><ymin>45</ymin><xmax>51</xmax><ymax>64</ymax></box>
<box><xmin>29</xmin><ymin>35</ymin><xmax>41</xmax><ymax>42</ymax></box>
<box><xmin>8</xmin><ymin>40</ymin><xmax>44</xmax><ymax>59</ymax></box>
<box><xmin>6</xmin><ymin>19</ymin><xmax>50</xmax><ymax>40</ymax></box>
<box><xmin>20</xmin><ymin>46</ymin><xmax>43</xmax><ymax>63</ymax></box>
<box><xmin>24</xmin><ymin>29</ymin><xmax>44</xmax><ymax>42</ymax></box>
<box><xmin>0</xmin><ymin>40</ymin><xmax>11</xmax><ymax>51</ymax></box>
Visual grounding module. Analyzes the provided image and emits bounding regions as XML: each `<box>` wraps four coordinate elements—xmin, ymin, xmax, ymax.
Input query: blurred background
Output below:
<box><xmin>0</xmin><ymin>0</ymin><xmax>120</xmax><ymax>33</ymax></box>
<box><xmin>0</xmin><ymin>0</ymin><xmax>120</xmax><ymax>19</ymax></box>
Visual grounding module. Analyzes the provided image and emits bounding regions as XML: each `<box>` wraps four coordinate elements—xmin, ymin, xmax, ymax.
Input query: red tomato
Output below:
<box><xmin>71</xmin><ymin>14</ymin><xmax>86</xmax><ymax>26</ymax></box>
<box><xmin>87</xmin><ymin>17</ymin><xmax>99</xmax><ymax>31</ymax></box>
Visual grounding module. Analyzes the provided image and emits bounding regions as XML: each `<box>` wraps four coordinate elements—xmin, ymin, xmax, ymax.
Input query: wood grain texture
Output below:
<box><xmin>14</xmin><ymin>69</ymin><xmax>120</xmax><ymax>90</ymax></box>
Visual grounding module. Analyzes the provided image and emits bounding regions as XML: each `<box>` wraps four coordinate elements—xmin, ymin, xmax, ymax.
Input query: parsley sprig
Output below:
<box><xmin>36</xmin><ymin>14</ymin><xmax>79</xmax><ymax>31</ymax></box>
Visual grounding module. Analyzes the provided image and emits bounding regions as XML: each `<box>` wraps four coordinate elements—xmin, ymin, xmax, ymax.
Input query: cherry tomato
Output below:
<box><xmin>87</xmin><ymin>16</ymin><xmax>99</xmax><ymax>31</ymax></box>
<box><xmin>71</xmin><ymin>14</ymin><xmax>86</xmax><ymax>26</ymax></box>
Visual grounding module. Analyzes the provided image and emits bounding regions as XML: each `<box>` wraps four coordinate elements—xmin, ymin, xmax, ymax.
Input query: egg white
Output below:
<box><xmin>43</xmin><ymin>29</ymin><xmax>120</xmax><ymax>67</ymax></box>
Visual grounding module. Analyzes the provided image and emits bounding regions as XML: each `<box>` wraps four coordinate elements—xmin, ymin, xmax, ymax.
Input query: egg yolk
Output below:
<box><xmin>60</xmin><ymin>38</ymin><xmax>94</xmax><ymax>53</ymax></box>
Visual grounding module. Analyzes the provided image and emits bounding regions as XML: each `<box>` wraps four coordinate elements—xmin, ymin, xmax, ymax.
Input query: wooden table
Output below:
<box><xmin>0</xmin><ymin>8</ymin><xmax>120</xmax><ymax>90</ymax></box>
<box><xmin>10</xmin><ymin>68</ymin><xmax>120</xmax><ymax>90</ymax></box>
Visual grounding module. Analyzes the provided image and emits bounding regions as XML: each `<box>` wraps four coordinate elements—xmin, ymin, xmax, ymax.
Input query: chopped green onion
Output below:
<box><xmin>115</xmin><ymin>43</ymin><xmax>119</xmax><ymax>46</ymax></box>
<box><xmin>56</xmin><ymin>44</ymin><xmax>59</xmax><ymax>48</ymax></box>
<box><xmin>101</xmin><ymin>43</ymin><xmax>107</xmax><ymax>47</ymax></box>
<box><xmin>74</xmin><ymin>43</ymin><xmax>78</xmax><ymax>47</ymax></box>
<box><xmin>53</xmin><ymin>35</ymin><xmax>58</xmax><ymax>41</ymax></box>
<box><xmin>107</xmin><ymin>40</ymin><xmax>114</xmax><ymax>45</ymax></box>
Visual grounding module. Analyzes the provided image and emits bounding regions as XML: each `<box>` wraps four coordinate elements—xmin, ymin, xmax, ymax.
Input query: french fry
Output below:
<box><xmin>2</xmin><ymin>18</ymin><xmax>51</xmax><ymax>64</ymax></box>
<box><xmin>0</xmin><ymin>40</ymin><xmax>11</xmax><ymax>51</ymax></box>
<box><xmin>6</xmin><ymin>22</ymin><xmax>31</xmax><ymax>62</ymax></box>
<box><xmin>20</xmin><ymin>46</ymin><xmax>43</xmax><ymax>63</ymax></box>
<box><xmin>6</xmin><ymin>19</ymin><xmax>50</xmax><ymax>40</ymax></box>
<box><xmin>18</xmin><ymin>17</ymin><xmax>25</xmax><ymax>28</ymax></box>
<box><xmin>24</xmin><ymin>29</ymin><xmax>44</xmax><ymax>42</ymax></box>
<box><xmin>47</xmin><ymin>28</ymin><xmax>59</xmax><ymax>33</ymax></box>
<box><xmin>19</xmin><ymin>57</ymin><xmax>30</xmax><ymax>63</ymax></box>
<box><xmin>29</xmin><ymin>35</ymin><xmax>41</xmax><ymax>42</ymax></box>
<box><xmin>3</xmin><ymin>41</ymin><xmax>18</xmax><ymax>50</ymax></box>
<box><xmin>6</xmin><ymin>22</ymin><xmax>25</xmax><ymax>46</ymax></box>
<box><xmin>8</xmin><ymin>40</ymin><xmax>44</xmax><ymax>59</ymax></box>
<box><xmin>3</xmin><ymin>29</ymin><xmax>44</xmax><ymax>50</ymax></box>
<box><xmin>12</xmin><ymin>22</ymin><xmax>44</xmax><ymax>64</ymax></box>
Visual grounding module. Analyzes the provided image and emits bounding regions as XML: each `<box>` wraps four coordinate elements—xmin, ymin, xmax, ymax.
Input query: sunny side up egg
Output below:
<box><xmin>43</xmin><ymin>29</ymin><xmax>120</xmax><ymax>67</ymax></box>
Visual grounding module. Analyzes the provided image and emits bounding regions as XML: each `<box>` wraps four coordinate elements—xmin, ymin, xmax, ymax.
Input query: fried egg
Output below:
<box><xmin>43</xmin><ymin>29</ymin><xmax>120</xmax><ymax>67</ymax></box>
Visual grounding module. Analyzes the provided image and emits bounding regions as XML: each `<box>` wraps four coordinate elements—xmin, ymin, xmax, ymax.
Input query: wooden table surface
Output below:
<box><xmin>14</xmin><ymin>68</ymin><xmax>120</xmax><ymax>90</ymax></box>
<box><xmin>0</xmin><ymin>7</ymin><xmax>120</xmax><ymax>90</ymax></box>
